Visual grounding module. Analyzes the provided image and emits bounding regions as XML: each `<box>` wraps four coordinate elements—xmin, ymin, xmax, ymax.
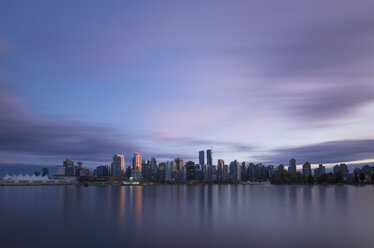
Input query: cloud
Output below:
<box><xmin>259</xmin><ymin>139</ymin><xmax>374</xmax><ymax>165</ymax></box>
<box><xmin>223</xmin><ymin>10</ymin><xmax>374</xmax><ymax>125</ymax></box>
<box><xmin>0</xmin><ymin>85</ymin><xmax>139</xmax><ymax>164</ymax></box>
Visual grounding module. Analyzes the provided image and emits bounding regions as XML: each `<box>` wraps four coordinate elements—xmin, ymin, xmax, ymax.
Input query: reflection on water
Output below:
<box><xmin>0</xmin><ymin>184</ymin><xmax>373</xmax><ymax>248</ymax></box>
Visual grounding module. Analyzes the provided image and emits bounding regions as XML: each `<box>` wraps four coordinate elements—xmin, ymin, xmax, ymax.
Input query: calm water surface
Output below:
<box><xmin>0</xmin><ymin>184</ymin><xmax>373</xmax><ymax>248</ymax></box>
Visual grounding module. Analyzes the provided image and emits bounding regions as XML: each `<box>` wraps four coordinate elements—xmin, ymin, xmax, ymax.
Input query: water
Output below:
<box><xmin>0</xmin><ymin>184</ymin><xmax>373</xmax><ymax>248</ymax></box>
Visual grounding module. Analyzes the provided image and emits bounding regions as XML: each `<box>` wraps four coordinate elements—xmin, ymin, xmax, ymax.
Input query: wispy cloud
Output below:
<box><xmin>0</xmin><ymin>85</ymin><xmax>139</xmax><ymax>164</ymax></box>
<box><xmin>259</xmin><ymin>139</ymin><xmax>374</xmax><ymax>165</ymax></box>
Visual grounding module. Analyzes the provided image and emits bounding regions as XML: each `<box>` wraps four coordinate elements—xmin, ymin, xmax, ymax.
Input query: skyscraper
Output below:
<box><xmin>186</xmin><ymin>161</ymin><xmax>195</xmax><ymax>180</ymax></box>
<box><xmin>174</xmin><ymin>158</ymin><xmax>183</xmax><ymax>171</ymax></box>
<box><xmin>111</xmin><ymin>154</ymin><xmax>125</xmax><ymax>177</ymax></box>
<box><xmin>230</xmin><ymin>160</ymin><xmax>241</xmax><ymax>181</ymax></box>
<box><xmin>132</xmin><ymin>152</ymin><xmax>142</xmax><ymax>172</ymax></box>
<box><xmin>288</xmin><ymin>158</ymin><xmax>297</xmax><ymax>173</ymax></box>
<box><xmin>302</xmin><ymin>162</ymin><xmax>312</xmax><ymax>176</ymax></box>
<box><xmin>158</xmin><ymin>162</ymin><xmax>166</xmax><ymax>182</ymax></box>
<box><xmin>314</xmin><ymin>164</ymin><xmax>325</xmax><ymax>178</ymax></box>
<box><xmin>241</xmin><ymin>162</ymin><xmax>247</xmax><ymax>181</ymax></box>
<box><xmin>149</xmin><ymin>158</ymin><xmax>158</xmax><ymax>181</ymax></box>
<box><xmin>199</xmin><ymin>151</ymin><xmax>205</xmax><ymax>165</ymax></box>
<box><xmin>207</xmin><ymin>149</ymin><xmax>212</xmax><ymax>166</ymax></box>
<box><xmin>217</xmin><ymin>159</ymin><xmax>224</xmax><ymax>181</ymax></box>
<box><xmin>340</xmin><ymin>163</ymin><xmax>349</xmax><ymax>177</ymax></box>
<box><xmin>165</xmin><ymin>161</ymin><xmax>173</xmax><ymax>181</ymax></box>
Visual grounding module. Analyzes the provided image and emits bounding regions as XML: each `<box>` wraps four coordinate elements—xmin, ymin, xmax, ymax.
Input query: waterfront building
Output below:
<box><xmin>268</xmin><ymin>165</ymin><xmax>275</xmax><ymax>178</ymax></box>
<box><xmin>247</xmin><ymin>163</ymin><xmax>255</xmax><ymax>181</ymax></box>
<box><xmin>217</xmin><ymin>159</ymin><xmax>224</xmax><ymax>181</ymax></box>
<box><xmin>224</xmin><ymin>164</ymin><xmax>229</xmax><ymax>180</ymax></box>
<box><xmin>158</xmin><ymin>162</ymin><xmax>166</xmax><ymax>181</ymax></box>
<box><xmin>201</xmin><ymin>164</ymin><xmax>207</xmax><ymax>175</ymax></box>
<box><xmin>142</xmin><ymin>160</ymin><xmax>150</xmax><ymax>179</ymax></box>
<box><xmin>241</xmin><ymin>162</ymin><xmax>247</xmax><ymax>181</ymax></box>
<box><xmin>131</xmin><ymin>168</ymin><xmax>143</xmax><ymax>180</ymax></box>
<box><xmin>340</xmin><ymin>164</ymin><xmax>349</xmax><ymax>177</ymax></box>
<box><xmin>165</xmin><ymin>161</ymin><xmax>173</xmax><ymax>181</ymax></box>
<box><xmin>125</xmin><ymin>166</ymin><xmax>132</xmax><ymax>178</ymax></box>
<box><xmin>206</xmin><ymin>164</ymin><xmax>212</xmax><ymax>181</ymax></box>
<box><xmin>288</xmin><ymin>158</ymin><xmax>297</xmax><ymax>173</ymax></box>
<box><xmin>174</xmin><ymin>158</ymin><xmax>183</xmax><ymax>171</ymax></box>
<box><xmin>111</xmin><ymin>154</ymin><xmax>125</xmax><ymax>177</ymax></box>
<box><xmin>132</xmin><ymin>153</ymin><xmax>142</xmax><ymax>172</ymax></box>
<box><xmin>333</xmin><ymin>164</ymin><xmax>341</xmax><ymax>174</ymax></box>
<box><xmin>199</xmin><ymin>151</ymin><xmax>205</xmax><ymax>166</ymax></box>
<box><xmin>230</xmin><ymin>160</ymin><xmax>241</xmax><ymax>181</ymax></box>
<box><xmin>314</xmin><ymin>164</ymin><xmax>325</xmax><ymax>178</ymax></box>
<box><xmin>302</xmin><ymin>162</ymin><xmax>312</xmax><ymax>177</ymax></box>
<box><xmin>180</xmin><ymin>166</ymin><xmax>187</xmax><ymax>181</ymax></box>
<box><xmin>149</xmin><ymin>158</ymin><xmax>158</xmax><ymax>181</ymax></box>
<box><xmin>207</xmin><ymin>149</ymin><xmax>213</xmax><ymax>166</ymax></box>
<box><xmin>258</xmin><ymin>164</ymin><xmax>268</xmax><ymax>181</ymax></box>
<box><xmin>194</xmin><ymin>164</ymin><xmax>202</xmax><ymax>180</ymax></box>
<box><xmin>186</xmin><ymin>161</ymin><xmax>195</xmax><ymax>180</ymax></box>
<box><xmin>96</xmin><ymin>165</ymin><xmax>110</xmax><ymax>177</ymax></box>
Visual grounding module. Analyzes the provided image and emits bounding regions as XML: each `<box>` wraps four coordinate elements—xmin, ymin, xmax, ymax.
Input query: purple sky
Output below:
<box><xmin>1</xmin><ymin>0</ymin><xmax>374</xmax><ymax>168</ymax></box>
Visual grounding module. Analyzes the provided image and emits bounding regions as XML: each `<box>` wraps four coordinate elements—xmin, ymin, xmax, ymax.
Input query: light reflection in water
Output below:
<box><xmin>0</xmin><ymin>185</ymin><xmax>374</xmax><ymax>248</ymax></box>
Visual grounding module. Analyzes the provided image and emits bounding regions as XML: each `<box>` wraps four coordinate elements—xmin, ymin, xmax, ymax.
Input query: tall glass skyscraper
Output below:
<box><xmin>199</xmin><ymin>151</ymin><xmax>204</xmax><ymax>165</ymax></box>
<box><xmin>207</xmin><ymin>149</ymin><xmax>212</xmax><ymax>166</ymax></box>
<box><xmin>149</xmin><ymin>158</ymin><xmax>158</xmax><ymax>181</ymax></box>
<box><xmin>132</xmin><ymin>152</ymin><xmax>142</xmax><ymax>172</ymax></box>
<box><xmin>217</xmin><ymin>159</ymin><xmax>224</xmax><ymax>181</ymax></box>
<box><xmin>288</xmin><ymin>158</ymin><xmax>297</xmax><ymax>173</ymax></box>
<box><xmin>111</xmin><ymin>154</ymin><xmax>125</xmax><ymax>177</ymax></box>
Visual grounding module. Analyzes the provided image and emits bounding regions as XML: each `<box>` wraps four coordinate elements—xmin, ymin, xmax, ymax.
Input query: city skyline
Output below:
<box><xmin>1</xmin><ymin>1</ymin><xmax>374</xmax><ymax>169</ymax></box>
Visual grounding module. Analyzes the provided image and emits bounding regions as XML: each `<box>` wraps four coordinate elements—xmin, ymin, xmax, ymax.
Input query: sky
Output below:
<box><xmin>0</xmin><ymin>0</ymin><xmax>374</xmax><ymax>169</ymax></box>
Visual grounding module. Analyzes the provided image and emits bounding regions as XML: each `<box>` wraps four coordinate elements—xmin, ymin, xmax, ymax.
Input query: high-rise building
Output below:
<box><xmin>268</xmin><ymin>165</ymin><xmax>275</xmax><ymax>178</ymax></box>
<box><xmin>302</xmin><ymin>162</ymin><xmax>312</xmax><ymax>177</ymax></box>
<box><xmin>142</xmin><ymin>160</ymin><xmax>150</xmax><ymax>179</ymax></box>
<box><xmin>288</xmin><ymin>158</ymin><xmax>297</xmax><ymax>173</ymax></box>
<box><xmin>314</xmin><ymin>164</ymin><xmax>325</xmax><ymax>178</ymax></box>
<box><xmin>247</xmin><ymin>162</ymin><xmax>255</xmax><ymax>181</ymax></box>
<box><xmin>206</xmin><ymin>164</ymin><xmax>212</xmax><ymax>181</ymax></box>
<box><xmin>199</xmin><ymin>151</ymin><xmax>205</xmax><ymax>165</ymax></box>
<box><xmin>174</xmin><ymin>158</ymin><xmax>183</xmax><ymax>171</ymax></box>
<box><xmin>96</xmin><ymin>165</ymin><xmax>110</xmax><ymax>177</ymax></box>
<box><xmin>241</xmin><ymin>162</ymin><xmax>247</xmax><ymax>181</ymax></box>
<box><xmin>158</xmin><ymin>162</ymin><xmax>166</xmax><ymax>181</ymax></box>
<box><xmin>230</xmin><ymin>160</ymin><xmax>241</xmax><ymax>181</ymax></box>
<box><xmin>333</xmin><ymin>164</ymin><xmax>341</xmax><ymax>174</ymax></box>
<box><xmin>186</xmin><ymin>161</ymin><xmax>195</xmax><ymax>180</ymax></box>
<box><xmin>132</xmin><ymin>152</ymin><xmax>142</xmax><ymax>172</ymax></box>
<box><xmin>165</xmin><ymin>161</ymin><xmax>173</xmax><ymax>181</ymax></box>
<box><xmin>111</xmin><ymin>154</ymin><xmax>125</xmax><ymax>177</ymax></box>
<box><xmin>149</xmin><ymin>158</ymin><xmax>158</xmax><ymax>181</ymax></box>
<box><xmin>217</xmin><ymin>159</ymin><xmax>224</xmax><ymax>181</ymax></box>
<box><xmin>207</xmin><ymin>149</ymin><xmax>213</xmax><ymax>166</ymax></box>
<box><xmin>340</xmin><ymin>163</ymin><xmax>349</xmax><ymax>177</ymax></box>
